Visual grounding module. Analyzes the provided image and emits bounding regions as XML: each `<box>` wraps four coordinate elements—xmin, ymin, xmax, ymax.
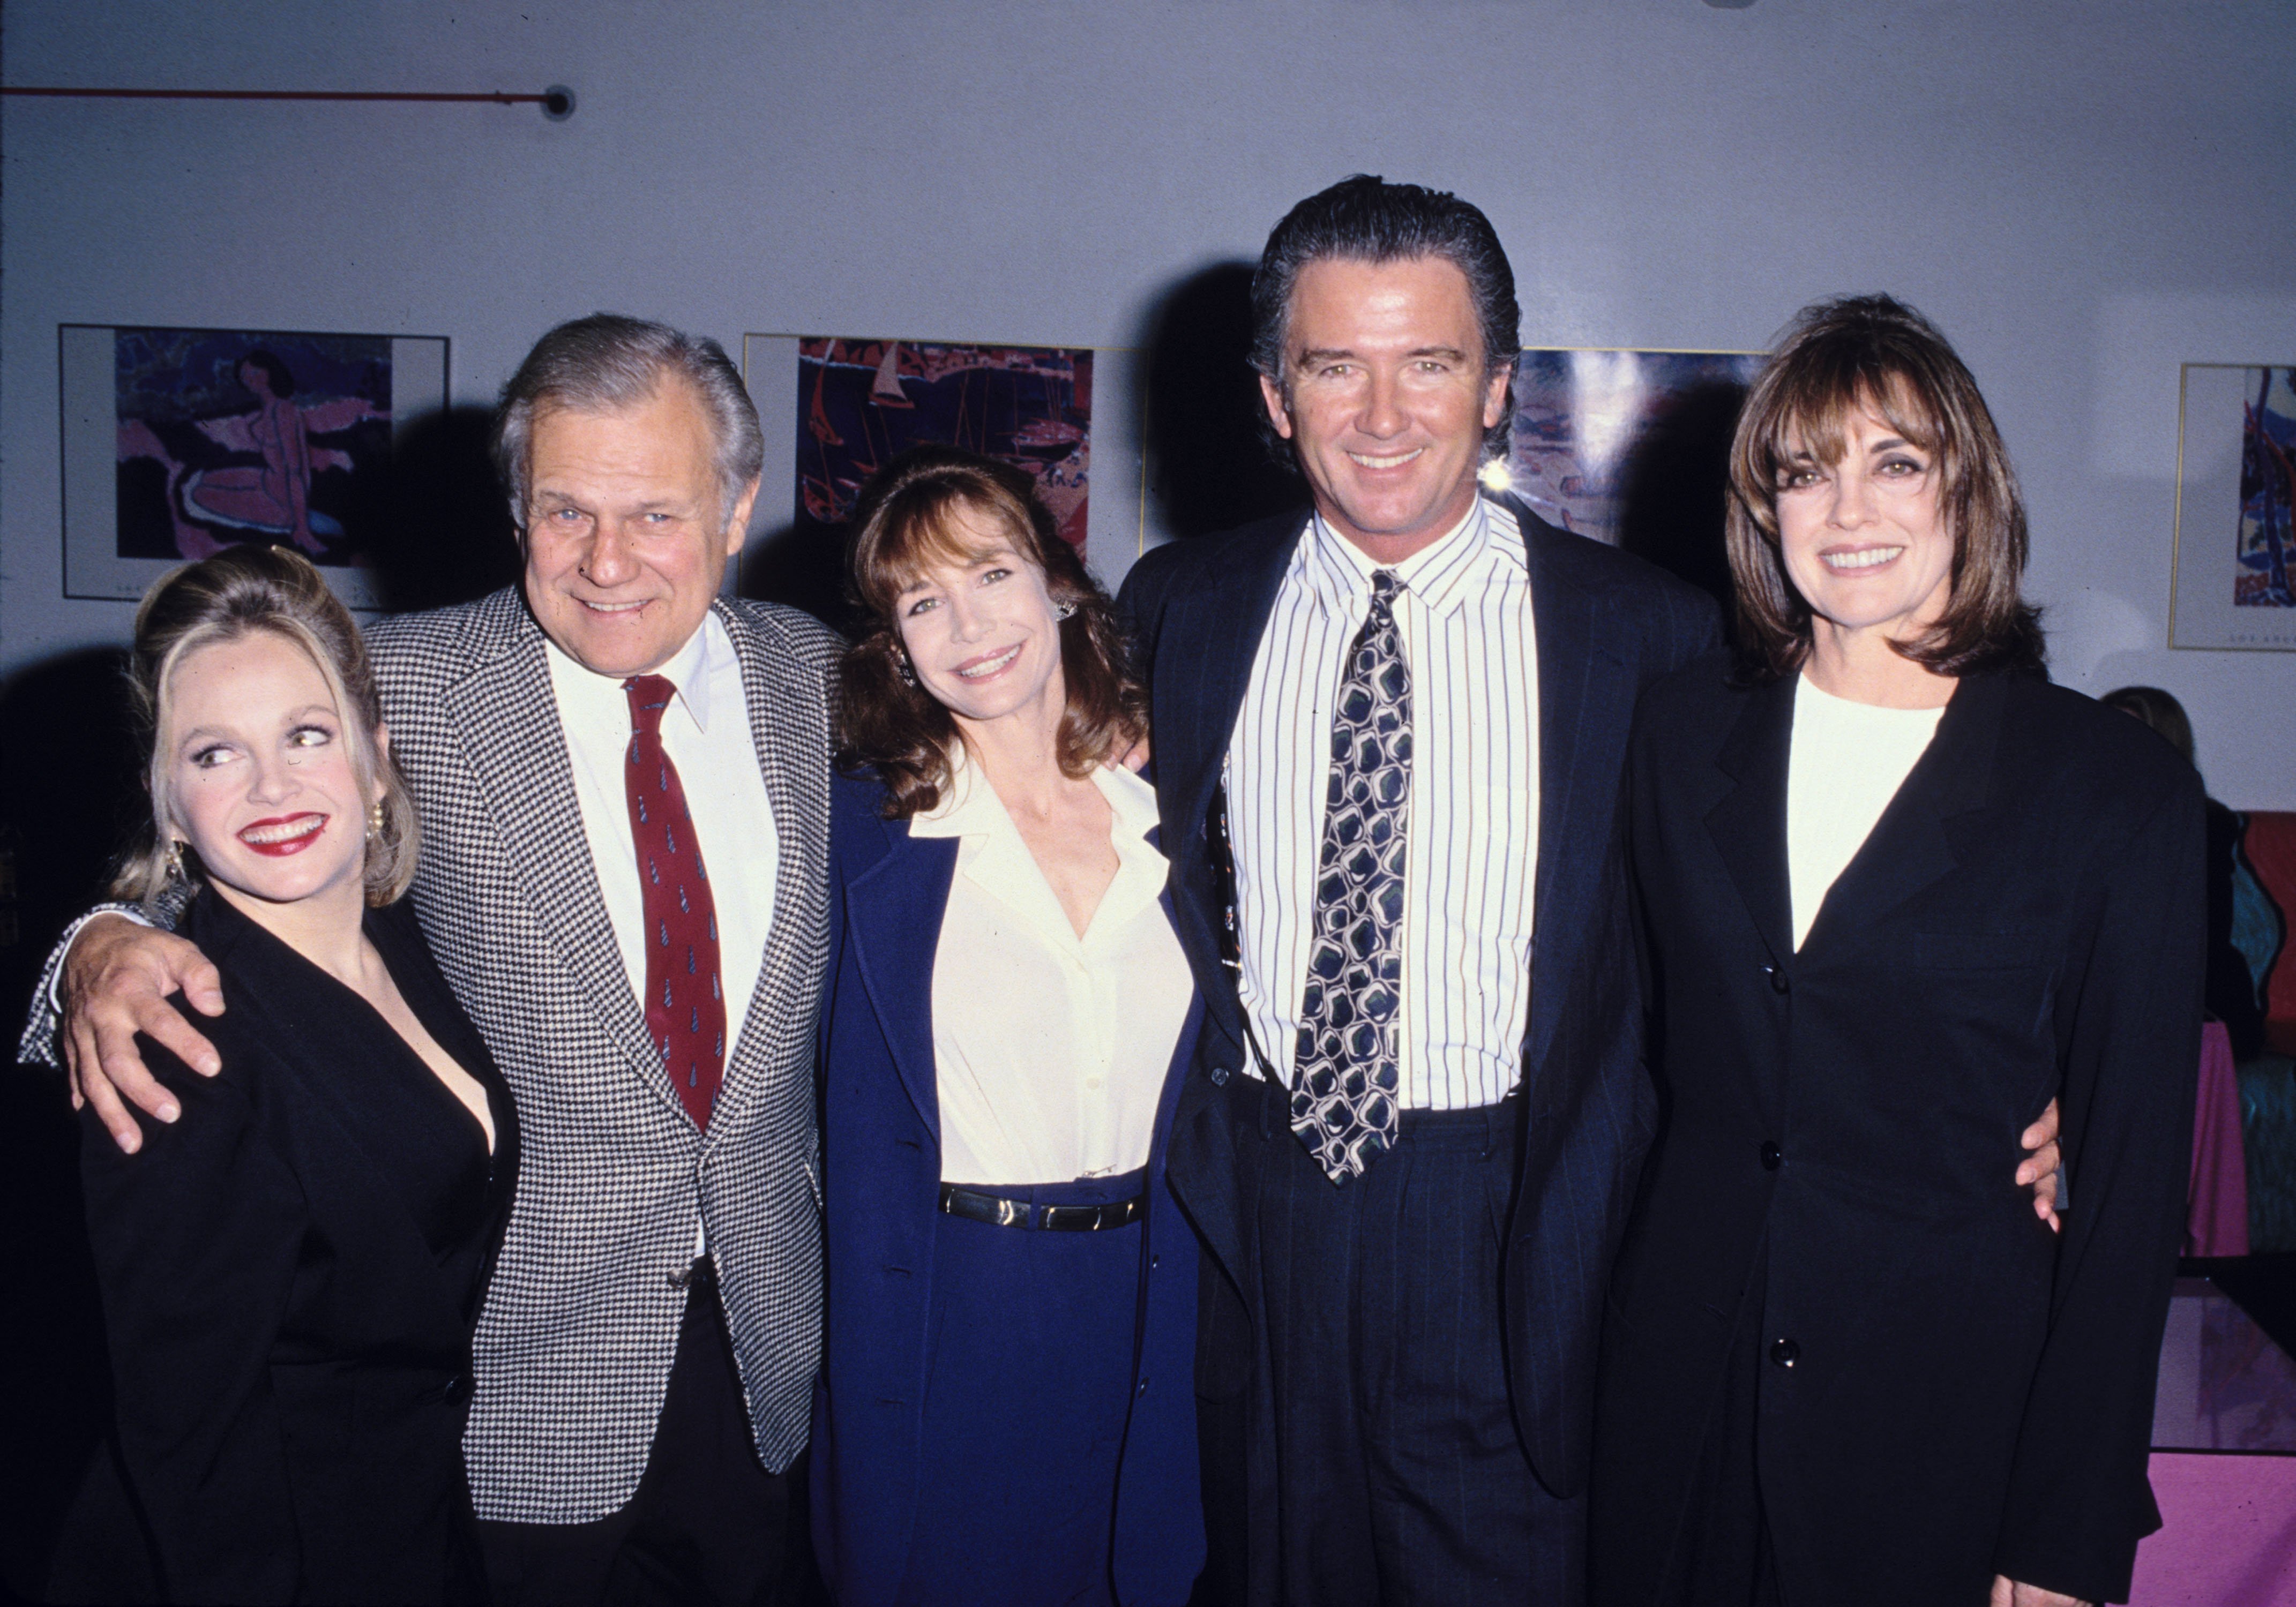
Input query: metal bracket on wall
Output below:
<box><xmin>0</xmin><ymin>84</ymin><xmax>577</xmax><ymax>119</ymax></box>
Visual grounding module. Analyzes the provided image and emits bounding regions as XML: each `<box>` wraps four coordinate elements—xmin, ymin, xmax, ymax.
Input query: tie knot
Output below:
<box><xmin>624</xmin><ymin>674</ymin><xmax>676</xmax><ymax>739</ymax></box>
<box><xmin>1369</xmin><ymin>569</ymin><xmax>1401</xmax><ymax>606</ymax></box>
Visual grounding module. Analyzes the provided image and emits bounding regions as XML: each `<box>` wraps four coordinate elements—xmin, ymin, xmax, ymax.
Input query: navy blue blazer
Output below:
<box><xmin>1117</xmin><ymin>494</ymin><xmax>1722</xmax><ymax>1506</ymax></box>
<box><xmin>809</xmin><ymin>769</ymin><xmax>1207</xmax><ymax>1607</ymax></box>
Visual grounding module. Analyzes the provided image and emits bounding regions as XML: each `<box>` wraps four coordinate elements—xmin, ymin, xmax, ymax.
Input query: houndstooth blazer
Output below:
<box><xmin>360</xmin><ymin>586</ymin><xmax>839</xmax><ymax>1521</ymax></box>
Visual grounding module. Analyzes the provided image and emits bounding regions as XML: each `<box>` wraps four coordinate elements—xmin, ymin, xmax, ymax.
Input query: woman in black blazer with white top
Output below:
<box><xmin>56</xmin><ymin>547</ymin><xmax>516</xmax><ymax>1605</ymax></box>
<box><xmin>1590</xmin><ymin>298</ymin><xmax>2203</xmax><ymax>1607</ymax></box>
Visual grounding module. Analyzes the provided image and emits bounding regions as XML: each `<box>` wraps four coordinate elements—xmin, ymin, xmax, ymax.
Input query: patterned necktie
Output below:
<box><xmin>1291</xmin><ymin>569</ymin><xmax>1411</xmax><ymax>1183</ymax></box>
<box><xmin>624</xmin><ymin>674</ymin><xmax>726</xmax><ymax>1130</ymax></box>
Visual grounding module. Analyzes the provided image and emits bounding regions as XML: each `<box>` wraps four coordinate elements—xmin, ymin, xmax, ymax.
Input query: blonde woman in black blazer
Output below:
<box><xmin>58</xmin><ymin>548</ymin><xmax>516</xmax><ymax>1604</ymax></box>
<box><xmin>1590</xmin><ymin>298</ymin><xmax>2202</xmax><ymax>1607</ymax></box>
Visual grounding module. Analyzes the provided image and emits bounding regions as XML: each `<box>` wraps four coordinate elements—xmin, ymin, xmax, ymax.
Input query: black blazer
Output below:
<box><xmin>1592</xmin><ymin>664</ymin><xmax>2204</xmax><ymax>1606</ymax></box>
<box><xmin>1117</xmin><ymin>495</ymin><xmax>1721</xmax><ymax>1506</ymax></box>
<box><xmin>70</xmin><ymin>890</ymin><xmax>519</xmax><ymax>1605</ymax></box>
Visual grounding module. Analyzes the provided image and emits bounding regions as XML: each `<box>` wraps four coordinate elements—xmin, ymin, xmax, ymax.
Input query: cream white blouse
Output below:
<box><xmin>1786</xmin><ymin>673</ymin><xmax>1947</xmax><ymax>951</ymax></box>
<box><xmin>909</xmin><ymin>754</ymin><xmax>1195</xmax><ymax>1187</ymax></box>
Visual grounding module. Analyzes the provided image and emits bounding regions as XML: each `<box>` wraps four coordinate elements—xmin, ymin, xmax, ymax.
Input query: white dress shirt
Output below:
<box><xmin>1225</xmin><ymin>494</ymin><xmax>1541</xmax><ymax>1112</ymax></box>
<box><xmin>1785</xmin><ymin>673</ymin><xmax>1945</xmax><ymax>950</ymax></box>
<box><xmin>911</xmin><ymin>753</ymin><xmax>1194</xmax><ymax>1186</ymax></box>
<box><xmin>545</xmin><ymin>610</ymin><xmax>779</xmax><ymax>1062</ymax></box>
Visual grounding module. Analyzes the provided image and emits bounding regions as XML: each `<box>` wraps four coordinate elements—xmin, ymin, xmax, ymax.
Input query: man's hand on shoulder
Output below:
<box><xmin>64</xmin><ymin>914</ymin><xmax>226</xmax><ymax>1154</ymax></box>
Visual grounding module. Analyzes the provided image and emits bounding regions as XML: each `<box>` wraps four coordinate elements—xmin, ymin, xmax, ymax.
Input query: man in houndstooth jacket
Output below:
<box><xmin>33</xmin><ymin>315</ymin><xmax>840</xmax><ymax>1604</ymax></box>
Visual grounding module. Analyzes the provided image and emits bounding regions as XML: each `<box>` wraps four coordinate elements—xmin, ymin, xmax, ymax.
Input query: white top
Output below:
<box><xmin>1225</xmin><ymin>494</ymin><xmax>1540</xmax><ymax>1111</ymax></box>
<box><xmin>911</xmin><ymin>752</ymin><xmax>1194</xmax><ymax>1186</ymax></box>
<box><xmin>1785</xmin><ymin>673</ymin><xmax>1946</xmax><ymax>950</ymax></box>
<box><xmin>544</xmin><ymin>611</ymin><xmax>780</xmax><ymax>1059</ymax></box>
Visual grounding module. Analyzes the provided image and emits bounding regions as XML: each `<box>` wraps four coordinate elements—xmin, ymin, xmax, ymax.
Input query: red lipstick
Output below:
<box><xmin>237</xmin><ymin>813</ymin><xmax>328</xmax><ymax>857</ymax></box>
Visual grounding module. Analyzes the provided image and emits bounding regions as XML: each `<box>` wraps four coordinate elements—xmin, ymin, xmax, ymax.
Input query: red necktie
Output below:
<box><xmin>623</xmin><ymin>674</ymin><xmax>726</xmax><ymax>1130</ymax></box>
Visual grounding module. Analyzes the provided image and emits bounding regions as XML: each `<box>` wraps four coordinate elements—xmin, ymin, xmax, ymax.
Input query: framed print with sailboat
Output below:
<box><xmin>742</xmin><ymin>333</ymin><xmax>1146</xmax><ymax>625</ymax></box>
<box><xmin>794</xmin><ymin>338</ymin><xmax>1093</xmax><ymax>552</ymax></box>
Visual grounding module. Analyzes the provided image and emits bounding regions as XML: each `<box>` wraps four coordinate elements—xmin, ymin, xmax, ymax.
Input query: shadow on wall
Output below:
<box><xmin>739</xmin><ymin>515</ymin><xmax>851</xmax><ymax>638</ymax></box>
<box><xmin>1136</xmin><ymin>259</ymin><xmax>1309</xmax><ymax>543</ymax></box>
<box><xmin>367</xmin><ymin>404</ymin><xmax>522</xmax><ymax>616</ymax></box>
<box><xmin>1610</xmin><ymin>377</ymin><xmax>1748</xmax><ymax>628</ymax></box>
<box><xmin>732</xmin><ymin>261</ymin><xmax>1313</xmax><ymax>634</ymax></box>
<box><xmin>0</xmin><ymin>647</ymin><xmax>142</xmax><ymax>1603</ymax></box>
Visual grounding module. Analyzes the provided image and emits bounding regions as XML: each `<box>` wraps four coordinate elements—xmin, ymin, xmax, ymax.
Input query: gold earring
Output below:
<box><xmin>367</xmin><ymin>799</ymin><xmax>385</xmax><ymax>838</ymax></box>
<box><xmin>164</xmin><ymin>839</ymin><xmax>186</xmax><ymax>881</ymax></box>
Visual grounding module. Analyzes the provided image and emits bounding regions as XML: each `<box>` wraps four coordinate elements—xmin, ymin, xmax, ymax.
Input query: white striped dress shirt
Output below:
<box><xmin>1225</xmin><ymin>494</ymin><xmax>1540</xmax><ymax>1112</ymax></box>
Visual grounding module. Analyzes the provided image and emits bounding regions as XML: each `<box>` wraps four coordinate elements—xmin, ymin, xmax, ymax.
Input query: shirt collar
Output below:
<box><xmin>906</xmin><ymin>747</ymin><xmax>1004</xmax><ymax>839</ymax></box>
<box><xmin>910</xmin><ymin>748</ymin><xmax>1169</xmax><ymax>948</ymax></box>
<box><xmin>542</xmin><ymin>608</ymin><xmax>727</xmax><ymax>733</ymax></box>
<box><xmin>907</xmin><ymin>747</ymin><xmax>1164</xmax><ymax>850</ymax></box>
<box><xmin>1300</xmin><ymin>493</ymin><xmax>1514</xmax><ymax>619</ymax></box>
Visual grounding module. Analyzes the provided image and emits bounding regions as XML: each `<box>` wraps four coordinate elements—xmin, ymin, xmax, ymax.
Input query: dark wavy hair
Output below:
<box><xmin>1248</xmin><ymin>174</ymin><xmax>1521</xmax><ymax>466</ymax></box>
<box><xmin>836</xmin><ymin>446</ymin><xmax>1147</xmax><ymax>818</ymax></box>
<box><xmin>1725</xmin><ymin>294</ymin><xmax>2046</xmax><ymax>684</ymax></box>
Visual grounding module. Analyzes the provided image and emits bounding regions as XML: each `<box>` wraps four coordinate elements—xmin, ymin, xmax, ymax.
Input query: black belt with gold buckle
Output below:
<box><xmin>938</xmin><ymin>1183</ymin><xmax>1145</xmax><ymax>1231</ymax></box>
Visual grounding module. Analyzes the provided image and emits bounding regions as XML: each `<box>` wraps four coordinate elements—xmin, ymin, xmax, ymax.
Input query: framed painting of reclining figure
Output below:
<box><xmin>59</xmin><ymin>324</ymin><xmax>449</xmax><ymax>610</ymax></box>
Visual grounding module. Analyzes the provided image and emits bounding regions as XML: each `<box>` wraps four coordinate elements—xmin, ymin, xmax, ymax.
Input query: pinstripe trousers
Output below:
<box><xmin>1240</xmin><ymin>1077</ymin><xmax>1584</xmax><ymax>1604</ymax></box>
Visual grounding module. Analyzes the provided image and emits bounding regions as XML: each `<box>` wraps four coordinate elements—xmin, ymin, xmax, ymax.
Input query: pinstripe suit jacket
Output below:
<box><xmin>1117</xmin><ymin>495</ymin><xmax>1721</xmax><ymax>1513</ymax></box>
<box><xmin>364</xmin><ymin>586</ymin><xmax>840</xmax><ymax>1522</ymax></box>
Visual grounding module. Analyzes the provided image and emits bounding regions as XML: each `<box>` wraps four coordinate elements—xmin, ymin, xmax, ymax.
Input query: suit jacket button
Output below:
<box><xmin>1208</xmin><ymin>1065</ymin><xmax>1230</xmax><ymax>1087</ymax></box>
<box><xmin>1766</xmin><ymin>965</ymin><xmax>1790</xmax><ymax>995</ymax></box>
<box><xmin>443</xmin><ymin>1371</ymin><xmax>470</xmax><ymax>1405</ymax></box>
<box><xmin>1760</xmin><ymin>1142</ymin><xmax>1782</xmax><ymax>1171</ymax></box>
<box><xmin>1770</xmin><ymin>1338</ymin><xmax>1800</xmax><ymax>1368</ymax></box>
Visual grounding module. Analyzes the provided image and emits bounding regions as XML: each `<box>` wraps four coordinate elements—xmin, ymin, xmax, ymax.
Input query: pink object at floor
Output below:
<box><xmin>2189</xmin><ymin>1020</ymin><xmax>2252</xmax><ymax>1259</ymax></box>
<box><xmin>2129</xmin><ymin>1453</ymin><xmax>2296</xmax><ymax>1604</ymax></box>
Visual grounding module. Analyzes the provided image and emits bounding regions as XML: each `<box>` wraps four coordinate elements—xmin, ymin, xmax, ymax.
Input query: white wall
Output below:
<box><xmin>5</xmin><ymin>0</ymin><xmax>2292</xmax><ymax>803</ymax></box>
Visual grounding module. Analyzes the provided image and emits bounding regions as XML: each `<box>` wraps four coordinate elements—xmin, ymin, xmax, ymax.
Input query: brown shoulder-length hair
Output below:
<box><xmin>114</xmin><ymin>545</ymin><xmax>419</xmax><ymax>911</ymax></box>
<box><xmin>836</xmin><ymin>444</ymin><xmax>1148</xmax><ymax>818</ymax></box>
<box><xmin>1725</xmin><ymin>294</ymin><xmax>2045</xmax><ymax>684</ymax></box>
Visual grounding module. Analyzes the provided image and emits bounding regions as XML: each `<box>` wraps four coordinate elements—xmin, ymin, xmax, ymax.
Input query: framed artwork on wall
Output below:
<box><xmin>59</xmin><ymin>324</ymin><xmax>450</xmax><ymax>610</ymax></box>
<box><xmin>1497</xmin><ymin>347</ymin><xmax>1765</xmax><ymax>607</ymax></box>
<box><xmin>1500</xmin><ymin>347</ymin><xmax>1767</xmax><ymax>545</ymax></box>
<box><xmin>741</xmin><ymin>334</ymin><xmax>1147</xmax><ymax>623</ymax></box>
<box><xmin>2173</xmin><ymin>363</ymin><xmax>2296</xmax><ymax>650</ymax></box>
<box><xmin>793</xmin><ymin>337</ymin><xmax>1094</xmax><ymax>554</ymax></box>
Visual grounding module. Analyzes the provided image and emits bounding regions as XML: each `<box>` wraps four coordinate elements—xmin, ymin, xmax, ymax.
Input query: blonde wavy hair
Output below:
<box><xmin>115</xmin><ymin>546</ymin><xmax>418</xmax><ymax>909</ymax></box>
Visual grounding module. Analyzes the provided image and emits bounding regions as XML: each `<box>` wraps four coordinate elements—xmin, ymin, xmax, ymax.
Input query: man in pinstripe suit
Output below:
<box><xmin>43</xmin><ymin>316</ymin><xmax>839</xmax><ymax>1606</ymax></box>
<box><xmin>1119</xmin><ymin>178</ymin><xmax>1723</xmax><ymax>1604</ymax></box>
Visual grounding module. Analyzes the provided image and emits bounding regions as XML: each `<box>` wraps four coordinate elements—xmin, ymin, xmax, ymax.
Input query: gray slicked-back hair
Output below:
<box><xmin>491</xmin><ymin>313</ymin><xmax>764</xmax><ymax>533</ymax></box>
<box><xmin>1248</xmin><ymin>175</ymin><xmax>1522</xmax><ymax>466</ymax></box>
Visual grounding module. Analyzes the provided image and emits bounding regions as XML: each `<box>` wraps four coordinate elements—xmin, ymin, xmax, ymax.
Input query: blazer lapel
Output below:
<box><xmin>440</xmin><ymin>604</ymin><xmax>677</xmax><ymax>1114</ymax></box>
<box><xmin>1704</xmin><ymin>674</ymin><xmax>1799</xmax><ymax>972</ymax></box>
<box><xmin>1798</xmin><ymin>671</ymin><xmax>2005</xmax><ymax>957</ymax></box>
<box><xmin>1520</xmin><ymin>510</ymin><xmax>1635</xmax><ymax>1081</ymax></box>
<box><xmin>1160</xmin><ymin>515</ymin><xmax>1304</xmax><ymax>845</ymax></box>
<box><xmin>843</xmin><ymin>824</ymin><xmax>959</xmax><ymax>1145</ymax></box>
<box><xmin>1155</xmin><ymin>515</ymin><xmax>1305</xmax><ymax>1039</ymax></box>
<box><xmin>713</xmin><ymin>601</ymin><xmax>834</xmax><ymax>1133</ymax></box>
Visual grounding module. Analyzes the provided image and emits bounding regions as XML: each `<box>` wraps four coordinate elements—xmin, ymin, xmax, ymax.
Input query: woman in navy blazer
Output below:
<box><xmin>812</xmin><ymin>447</ymin><xmax>1204</xmax><ymax>1607</ymax></box>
